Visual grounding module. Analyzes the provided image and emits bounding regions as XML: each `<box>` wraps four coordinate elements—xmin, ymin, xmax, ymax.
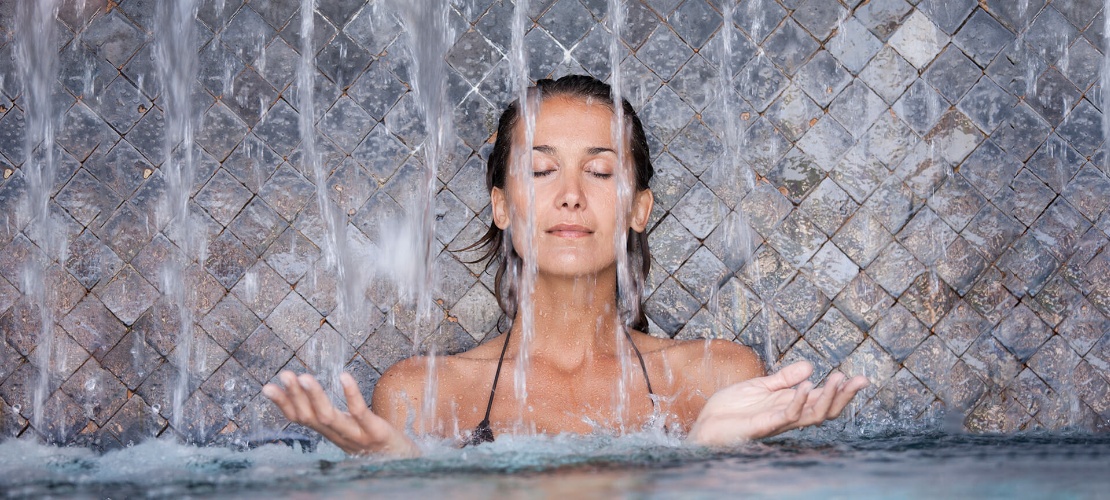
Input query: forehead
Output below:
<box><xmin>523</xmin><ymin>95</ymin><xmax>615</xmax><ymax>148</ymax></box>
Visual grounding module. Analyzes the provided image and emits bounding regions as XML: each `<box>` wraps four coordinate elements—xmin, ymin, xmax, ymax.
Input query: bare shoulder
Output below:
<box><xmin>370</xmin><ymin>338</ymin><xmax>504</xmax><ymax>415</ymax></box>
<box><xmin>629</xmin><ymin>333</ymin><xmax>765</xmax><ymax>390</ymax></box>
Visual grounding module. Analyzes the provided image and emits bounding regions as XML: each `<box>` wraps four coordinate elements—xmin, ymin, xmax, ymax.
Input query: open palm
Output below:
<box><xmin>688</xmin><ymin>361</ymin><xmax>869</xmax><ymax>445</ymax></box>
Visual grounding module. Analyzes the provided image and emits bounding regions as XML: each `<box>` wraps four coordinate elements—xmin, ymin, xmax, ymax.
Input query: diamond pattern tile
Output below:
<box><xmin>0</xmin><ymin>0</ymin><xmax>1107</xmax><ymax>444</ymax></box>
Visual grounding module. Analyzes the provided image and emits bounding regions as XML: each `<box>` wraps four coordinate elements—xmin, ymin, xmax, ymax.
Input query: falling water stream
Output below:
<box><xmin>16</xmin><ymin>0</ymin><xmax>64</xmax><ymax>438</ymax></box>
<box><xmin>155</xmin><ymin>0</ymin><xmax>204</xmax><ymax>439</ymax></box>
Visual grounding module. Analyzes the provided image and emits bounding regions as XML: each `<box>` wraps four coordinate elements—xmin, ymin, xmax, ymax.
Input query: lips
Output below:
<box><xmin>545</xmin><ymin>223</ymin><xmax>593</xmax><ymax>238</ymax></box>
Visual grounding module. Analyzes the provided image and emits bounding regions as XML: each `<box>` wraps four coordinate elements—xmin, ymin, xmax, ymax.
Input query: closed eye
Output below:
<box><xmin>588</xmin><ymin>171</ymin><xmax>612</xmax><ymax>179</ymax></box>
<box><xmin>533</xmin><ymin>169</ymin><xmax>555</xmax><ymax>178</ymax></box>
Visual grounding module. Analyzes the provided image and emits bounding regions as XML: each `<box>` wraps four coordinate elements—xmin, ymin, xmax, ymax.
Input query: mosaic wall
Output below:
<box><xmin>0</xmin><ymin>0</ymin><xmax>1107</xmax><ymax>449</ymax></box>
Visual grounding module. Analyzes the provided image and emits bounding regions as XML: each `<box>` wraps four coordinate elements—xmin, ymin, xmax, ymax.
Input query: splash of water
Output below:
<box><xmin>155</xmin><ymin>0</ymin><xmax>203</xmax><ymax>438</ymax></box>
<box><xmin>16</xmin><ymin>0</ymin><xmax>63</xmax><ymax>439</ymax></box>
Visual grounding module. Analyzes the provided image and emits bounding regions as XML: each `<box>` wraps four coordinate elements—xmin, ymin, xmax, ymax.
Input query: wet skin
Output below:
<box><xmin>263</xmin><ymin>96</ymin><xmax>869</xmax><ymax>456</ymax></box>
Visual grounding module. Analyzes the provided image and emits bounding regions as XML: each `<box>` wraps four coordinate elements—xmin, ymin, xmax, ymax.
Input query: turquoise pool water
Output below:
<box><xmin>2</xmin><ymin>431</ymin><xmax>1107</xmax><ymax>498</ymax></box>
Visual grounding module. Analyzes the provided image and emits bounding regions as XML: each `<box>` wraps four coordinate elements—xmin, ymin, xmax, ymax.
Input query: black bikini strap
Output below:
<box><xmin>469</xmin><ymin>327</ymin><xmax>513</xmax><ymax>445</ymax></box>
<box><xmin>624</xmin><ymin>329</ymin><xmax>655</xmax><ymax>396</ymax></box>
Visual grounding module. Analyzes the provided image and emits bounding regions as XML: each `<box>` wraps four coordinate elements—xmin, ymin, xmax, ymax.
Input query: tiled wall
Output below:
<box><xmin>0</xmin><ymin>0</ymin><xmax>1107</xmax><ymax>449</ymax></box>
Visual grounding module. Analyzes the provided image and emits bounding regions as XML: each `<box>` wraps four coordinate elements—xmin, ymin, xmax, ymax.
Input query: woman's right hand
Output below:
<box><xmin>262</xmin><ymin>371</ymin><xmax>420</xmax><ymax>458</ymax></box>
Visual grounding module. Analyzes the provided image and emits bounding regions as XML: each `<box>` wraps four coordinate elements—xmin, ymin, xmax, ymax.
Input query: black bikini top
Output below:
<box><xmin>465</xmin><ymin>327</ymin><xmax>655</xmax><ymax>446</ymax></box>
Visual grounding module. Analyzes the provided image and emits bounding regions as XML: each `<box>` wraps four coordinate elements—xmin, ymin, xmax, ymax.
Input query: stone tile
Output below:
<box><xmin>1031</xmin><ymin>199</ymin><xmax>1092</xmax><ymax>262</ymax></box>
<box><xmin>712</xmin><ymin>276</ymin><xmax>762</xmax><ymax>336</ymax></box>
<box><xmin>770</xmin><ymin>273</ymin><xmax>829</xmax><ymax>331</ymax></box>
<box><xmin>60</xmin><ymin>294</ymin><xmax>126</xmax><ymax>362</ymax></box>
<box><xmin>450</xmin><ymin>282</ymin><xmax>500</xmax><ymax>341</ymax></box>
<box><xmin>229</xmin><ymin>197</ymin><xmax>288</xmax><ymax>258</ymax></box>
<box><xmin>806</xmin><ymin>240</ymin><xmax>859</xmax><ymax>299</ymax></box>
<box><xmin>762</xmin><ymin>18</ymin><xmax>819</xmax><ymax>76</ymax></box>
<box><xmin>196</xmin><ymin>102</ymin><xmax>249</xmax><ymax>162</ymax></box>
<box><xmin>1023</xmin><ymin>6</ymin><xmax>1079</xmax><ymax>66</ymax></box>
<box><xmin>829</xmin><ymin>147</ymin><xmax>886</xmax><ymax>203</ymax></box>
<box><xmin>855</xmin><ymin>0</ymin><xmax>913</xmax><ymax>41</ymax></box>
<box><xmin>892</xmin><ymin>79</ymin><xmax>947</xmax><ymax>136</ymax></box>
<box><xmin>918</xmin><ymin>0</ymin><xmax>976</xmax><ymax>35</ymax></box>
<box><xmin>830</xmin><ymin>79</ymin><xmax>888</xmax><ymax>140</ymax></box>
<box><xmin>1027</xmin><ymin>334</ymin><xmax>1082</xmax><ymax>394</ymax></box>
<box><xmin>985</xmin><ymin>42</ymin><xmax>1048</xmax><ymax>99</ymax></box>
<box><xmin>889</xmin><ymin>10</ymin><xmax>948</xmax><ymax>69</ymax></box>
<box><xmin>57</xmin><ymin>102</ymin><xmax>120</xmax><ymax>162</ymax></box>
<box><xmin>860</xmin><ymin>111</ymin><xmax>917</xmax><ymax>169</ymax></box>
<box><xmin>984</xmin><ymin>0</ymin><xmax>1047</xmax><ymax>33</ymax></box>
<box><xmin>960</xmin><ymin>141</ymin><xmax>1021</xmax><ymax>199</ymax></box>
<box><xmin>733</xmin><ymin>53</ymin><xmax>788</xmax><ymax>112</ymax></box>
<box><xmin>997</xmin><ymin>234</ymin><xmax>1058</xmax><ymax>298</ymax></box>
<box><xmin>195</xmin><ymin>169</ymin><xmax>253</xmax><ymax>228</ymax></box>
<box><xmin>862</xmin><ymin>176</ymin><xmax>921</xmax><ymax>234</ymax></box>
<box><xmin>767</xmin><ymin>211</ymin><xmax>827</xmax><ymax>268</ymax></box>
<box><xmin>267</xmin><ymin>291</ymin><xmax>323</xmax><ymax>351</ymax></box>
<box><xmin>867</xmin><ymin>241</ymin><xmax>924</xmax><ymax>297</ymax></box>
<box><xmin>54</xmin><ymin>169</ymin><xmax>121</xmax><ymax>233</ymax></box>
<box><xmin>36</xmin><ymin>390</ymin><xmax>88</xmax><ymax>445</ymax></box>
<box><xmin>1028</xmin><ymin>68</ymin><xmax>1082</xmax><ymax>127</ymax></box>
<box><xmin>670</xmin><ymin>182</ymin><xmax>727</xmax><ymax>240</ymax></box>
<box><xmin>964</xmin><ymin>267</ymin><xmax>1018</xmax><ymax>324</ymax></box>
<box><xmin>733</xmin><ymin>0</ymin><xmax>787</xmax><ymax>44</ymax></box>
<box><xmin>232</xmin><ymin>324</ymin><xmax>294</xmax><ymax>386</ymax></box>
<box><xmin>899</xmin><ymin>271</ymin><xmax>957</xmax><ymax>327</ymax></box>
<box><xmin>201</xmin><ymin>356</ymin><xmax>261</xmax><ymax>420</ymax></box>
<box><xmin>898</xmin><ymin>207</ymin><xmax>958</xmax><ymax>266</ymax></box>
<box><xmin>94</xmin><ymin>265</ymin><xmax>158</xmax><ymax>326</ymax></box>
<box><xmin>60</xmin><ymin>357</ymin><xmax>128</xmax><ymax>427</ymax></box>
<box><xmin>1061</xmin><ymin>37</ymin><xmax>1102</xmax><ymax>92</ymax></box>
<box><xmin>797</xmin><ymin>116</ymin><xmax>853</xmax><ymax>170</ymax></box>
<box><xmin>934</xmin><ymin>300</ymin><xmax>991</xmax><ymax>356</ymax></box>
<box><xmin>1028</xmin><ymin>274</ymin><xmax>1082</xmax><ymax>327</ymax></box>
<box><xmin>675</xmin><ymin>246</ymin><xmax>729</xmax><ymax>303</ymax></box>
<box><xmin>833</xmin><ymin>271</ymin><xmax>894</xmax><ymax>331</ymax></box>
<box><xmin>832</xmin><ymin>208</ymin><xmax>893</xmax><ymax>268</ymax></box>
<box><xmin>927</xmin><ymin>173</ymin><xmax>985</xmax><ymax>232</ymax></box>
<box><xmin>792</xmin><ymin>0</ymin><xmax>848</xmax><ymax>41</ymax></box>
<box><xmin>799</xmin><ymin>178</ymin><xmax>857</xmax><ymax>236</ymax></box>
<box><xmin>763</xmin><ymin>85</ymin><xmax>819</xmax><ymax>144</ymax></box>
<box><xmin>649</xmin><ymin>215</ymin><xmax>700</xmax><ymax>274</ymax></box>
<box><xmin>934</xmin><ymin>236</ymin><xmax>988</xmax><ymax>296</ymax></box>
<box><xmin>669</xmin><ymin>119</ymin><xmax>723</xmax><ymax>176</ymax></box>
<box><xmin>827</xmin><ymin>16</ymin><xmax>883</xmax><ymax>74</ymax></box>
<box><xmin>924</xmin><ymin>46</ymin><xmax>982</xmax><ymax>105</ymax></box>
<box><xmin>869</xmin><ymin>303</ymin><xmax>928</xmax><ymax>361</ymax></box>
<box><xmin>226</xmin><ymin>67</ymin><xmax>278</xmax><ymax>128</ymax></box>
<box><xmin>253</xmin><ymin>99</ymin><xmax>302</xmax><ymax>157</ymax></box>
<box><xmin>923</xmin><ymin>109</ymin><xmax>983</xmax><ymax>165</ymax></box>
<box><xmin>992</xmin><ymin>302</ymin><xmax>1053</xmax><ymax>361</ymax></box>
<box><xmin>793</xmin><ymin>51</ymin><xmax>852</xmax><ymax>110</ymax></box>
<box><xmin>82</xmin><ymin>9</ymin><xmax>146</xmax><ymax>67</ymax></box>
<box><xmin>738</xmin><ymin>117</ymin><xmax>790</xmax><ymax>176</ymax></box>
<box><xmin>1057</xmin><ymin>298</ymin><xmax>1109</xmax><ymax>355</ymax></box>
<box><xmin>204</xmin><ymin>230</ymin><xmax>254</xmax><ymax>289</ymax></box>
<box><xmin>637</xmin><ymin>25</ymin><xmax>693</xmax><ymax>80</ymax></box>
<box><xmin>1056</xmin><ymin>98</ymin><xmax>1103</xmax><ymax>158</ymax></box>
<box><xmin>838</xmin><ymin>337</ymin><xmax>899</xmax><ymax>390</ymax></box>
<box><xmin>767</xmin><ymin>148</ymin><xmax>824</xmax><ymax>203</ymax></box>
<box><xmin>645</xmin><ymin>277</ymin><xmax>702</xmax><ymax>336</ymax></box>
<box><xmin>951</xmin><ymin>9</ymin><xmax>1013</xmax><ymax>68</ymax></box>
<box><xmin>102</xmin><ymin>393</ymin><xmax>165</xmax><ymax>447</ymax></box>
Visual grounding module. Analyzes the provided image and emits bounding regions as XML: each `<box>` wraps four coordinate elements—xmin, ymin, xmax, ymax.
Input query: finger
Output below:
<box><xmin>828</xmin><ymin>375</ymin><xmax>870</xmax><ymax>418</ymax></box>
<box><xmin>785</xmin><ymin>381</ymin><xmax>811</xmax><ymax>422</ymax></box>
<box><xmin>341</xmin><ymin>372</ymin><xmax>390</xmax><ymax>441</ymax></box>
<box><xmin>762</xmin><ymin>361</ymin><xmax>815</xmax><ymax>392</ymax></box>
<box><xmin>808</xmin><ymin>373</ymin><xmax>843</xmax><ymax>424</ymax></box>
<box><xmin>283</xmin><ymin>371</ymin><xmax>317</xmax><ymax>424</ymax></box>
<box><xmin>299</xmin><ymin>373</ymin><xmax>337</xmax><ymax>425</ymax></box>
<box><xmin>262</xmin><ymin>383</ymin><xmax>297</xmax><ymax>420</ymax></box>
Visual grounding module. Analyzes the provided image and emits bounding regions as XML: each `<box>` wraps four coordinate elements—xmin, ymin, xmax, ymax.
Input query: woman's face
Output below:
<box><xmin>491</xmin><ymin>96</ymin><xmax>653</xmax><ymax>279</ymax></box>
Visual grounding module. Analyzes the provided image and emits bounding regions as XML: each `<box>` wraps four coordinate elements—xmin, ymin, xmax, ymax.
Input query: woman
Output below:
<box><xmin>263</xmin><ymin>75</ymin><xmax>869</xmax><ymax>457</ymax></box>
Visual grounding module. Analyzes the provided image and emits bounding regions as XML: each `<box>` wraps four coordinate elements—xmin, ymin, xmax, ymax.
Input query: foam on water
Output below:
<box><xmin>3</xmin><ymin>431</ymin><xmax>1109</xmax><ymax>498</ymax></box>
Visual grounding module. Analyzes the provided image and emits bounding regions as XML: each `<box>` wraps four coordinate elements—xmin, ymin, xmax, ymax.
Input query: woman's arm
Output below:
<box><xmin>263</xmin><ymin>369</ymin><xmax>421</xmax><ymax>457</ymax></box>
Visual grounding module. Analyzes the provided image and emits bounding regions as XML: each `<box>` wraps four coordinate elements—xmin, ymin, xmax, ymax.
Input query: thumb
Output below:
<box><xmin>762</xmin><ymin>361</ymin><xmax>814</xmax><ymax>391</ymax></box>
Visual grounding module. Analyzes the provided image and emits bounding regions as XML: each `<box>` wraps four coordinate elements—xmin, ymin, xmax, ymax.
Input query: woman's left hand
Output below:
<box><xmin>687</xmin><ymin>361</ymin><xmax>869</xmax><ymax>446</ymax></box>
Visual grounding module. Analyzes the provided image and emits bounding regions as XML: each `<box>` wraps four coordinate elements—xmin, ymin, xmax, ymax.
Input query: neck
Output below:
<box><xmin>506</xmin><ymin>265</ymin><xmax>627</xmax><ymax>360</ymax></box>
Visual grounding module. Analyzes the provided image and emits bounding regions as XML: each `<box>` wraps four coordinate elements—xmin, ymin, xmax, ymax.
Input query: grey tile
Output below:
<box><xmin>983</xmin><ymin>0</ymin><xmax>1046</xmax><ymax>33</ymax></box>
<box><xmin>859</xmin><ymin>46</ymin><xmax>917</xmax><ymax>105</ymax></box>
<box><xmin>96</xmin><ymin>202</ymin><xmax>157</xmax><ymax>262</ymax></box>
<box><xmin>1063</xmin><ymin>164</ymin><xmax>1110</xmax><ymax>223</ymax></box>
<box><xmin>1023</xmin><ymin>6</ymin><xmax>1079</xmax><ymax>66</ymax></box>
<box><xmin>992</xmin><ymin>302</ymin><xmax>1051</xmax><ymax>361</ymax></box>
<box><xmin>762</xmin><ymin>18</ymin><xmax>819</xmax><ymax>76</ymax></box>
<box><xmin>1026</xmin><ymin>134</ymin><xmax>1084</xmax><ymax>193</ymax></box>
<box><xmin>90</xmin><ymin>76</ymin><xmax>152</xmax><ymax>134</ymax></box>
<box><xmin>737</xmin><ymin>117</ymin><xmax>789</xmax><ymax>176</ymax></box>
<box><xmin>829</xmin><ymin>147</ymin><xmax>886</xmax><ymax>203</ymax></box>
<box><xmin>770</xmin><ymin>273</ymin><xmax>829</xmax><ymax>331</ymax></box>
<box><xmin>671</xmin><ymin>182</ymin><xmax>727</xmax><ymax>240</ymax></box>
<box><xmin>832</xmin><ymin>208</ymin><xmax>893</xmax><ymax>268</ymax></box>
<box><xmin>917</xmin><ymin>0</ymin><xmax>976</xmax><ymax>34</ymax></box>
<box><xmin>54</xmin><ymin>169</ymin><xmax>122</xmax><ymax>230</ymax></box>
<box><xmin>669</xmin><ymin>0</ymin><xmax>720</xmax><ymax>48</ymax></box>
<box><xmin>767</xmin><ymin>147</ymin><xmax>824</xmax><ymax>203</ymax></box>
<box><xmin>446</xmin><ymin>29</ymin><xmax>501</xmax><ymax>85</ymax></box>
<box><xmin>998</xmin><ymin>234</ymin><xmax>1058</xmax><ymax>297</ymax></box>
<box><xmin>800</xmin><ymin>178</ymin><xmax>858</xmax><ymax>236</ymax></box>
<box><xmin>61</xmin><ymin>294</ymin><xmax>126</xmax><ymax>361</ymax></box>
<box><xmin>734</xmin><ymin>0</ymin><xmax>787</xmax><ymax>44</ymax></box>
<box><xmin>1056</xmin><ymin>98</ymin><xmax>1103</xmax><ymax>158</ymax></box>
<box><xmin>1028</xmin><ymin>68</ymin><xmax>1081</xmax><ymax>127</ymax></box>
<box><xmin>767</xmin><ymin>212</ymin><xmax>827</xmax><ymax>268</ymax></box>
<box><xmin>221</xmin><ymin>4</ymin><xmax>276</xmax><ymax>66</ymax></box>
<box><xmin>539</xmin><ymin>0</ymin><xmax>596</xmax><ymax>47</ymax></box>
<box><xmin>254</xmin><ymin>99</ymin><xmax>302</xmax><ymax>157</ymax></box>
<box><xmin>959</xmin><ymin>75</ymin><xmax>1016</xmax><ymax>133</ymax></box>
<box><xmin>82</xmin><ymin>9</ymin><xmax>146</xmax><ymax>67</ymax></box>
<box><xmin>316</xmin><ymin>32</ymin><xmax>372</xmax><ymax>89</ymax></box>
<box><xmin>855</xmin><ymin>0</ymin><xmax>913</xmax><ymax>41</ymax></box>
<box><xmin>668</xmin><ymin>119</ymin><xmax>722</xmax><ymax>176</ymax></box>
<box><xmin>793</xmin><ymin>51</ymin><xmax>851</xmax><ymax>110</ymax></box>
<box><xmin>869</xmin><ymin>303</ymin><xmax>928</xmax><ymax>361</ymax></box>
<box><xmin>934</xmin><ymin>299</ymin><xmax>992</xmax><ymax>356</ymax></box>
<box><xmin>928</xmin><ymin>172</ymin><xmax>985</xmax><ymax>231</ymax></box>
<box><xmin>1060</xmin><ymin>37</ymin><xmax>1102</xmax><ymax>92</ymax></box>
<box><xmin>962</xmin><ymin>203</ymin><xmax>1024</xmax><ymax>261</ymax></box>
<box><xmin>827</xmin><ymin>16</ymin><xmax>883</xmax><ymax>74</ymax></box>
<box><xmin>898</xmin><ymin>207</ymin><xmax>958</xmax><ymax>266</ymax></box>
<box><xmin>675</xmin><ymin>246</ymin><xmax>729</xmax><ymax>303</ymax></box>
<box><xmin>196</xmin><ymin>102</ymin><xmax>249</xmax><ymax>162</ymax></box>
<box><xmin>952</xmin><ymin>8</ymin><xmax>1013</xmax><ymax>67</ymax></box>
<box><xmin>792</xmin><ymin>0</ymin><xmax>847</xmax><ymax>41</ymax></box>
<box><xmin>84</xmin><ymin>140</ymin><xmax>151</xmax><ymax>199</ymax></box>
<box><xmin>228</xmin><ymin>197</ymin><xmax>287</xmax><ymax>257</ymax></box>
<box><xmin>57</xmin><ymin>102</ymin><xmax>120</xmax><ymax>162</ymax></box>
<box><xmin>985</xmin><ymin>41</ymin><xmax>1048</xmax><ymax>98</ymax></box>
<box><xmin>923</xmin><ymin>109</ymin><xmax>983</xmax><ymax>165</ymax></box>
<box><xmin>195</xmin><ymin>169</ymin><xmax>253</xmax><ymax>227</ymax></box>
<box><xmin>733</xmin><ymin>53</ymin><xmax>788</xmax><ymax>112</ymax></box>
<box><xmin>806</xmin><ymin>241</ymin><xmax>859</xmax><ymax>298</ymax></box>
<box><xmin>204</xmin><ymin>229</ymin><xmax>254</xmax><ymax>289</ymax></box>
<box><xmin>990</xmin><ymin>103</ymin><xmax>1051</xmax><ymax>161</ymax></box>
<box><xmin>95</xmin><ymin>264</ymin><xmax>158</xmax><ymax>326</ymax></box>
<box><xmin>888</xmin><ymin>10</ymin><xmax>948</xmax><ymax>69</ymax></box>
<box><xmin>766</xmin><ymin>84</ymin><xmax>821</xmax><ymax>143</ymax></box>
<box><xmin>1031</xmin><ymin>199</ymin><xmax>1092</xmax><ymax>262</ymax></box>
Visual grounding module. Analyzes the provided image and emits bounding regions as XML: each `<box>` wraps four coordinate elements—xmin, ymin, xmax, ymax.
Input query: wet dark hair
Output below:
<box><xmin>469</xmin><ymin>74</ymin><xmax>655</xmax><ymax>332</ymax></box>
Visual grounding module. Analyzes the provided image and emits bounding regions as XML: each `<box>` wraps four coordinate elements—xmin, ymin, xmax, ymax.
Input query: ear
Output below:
<box><xmin>491</xmin><ymin>187</ymin><xmax>510</xmax><ymax>230</ymax></box>
<box><xmin>630</xmin><ymin>188</ymin><xmax>654</xmax><ymax>233</ymax></box>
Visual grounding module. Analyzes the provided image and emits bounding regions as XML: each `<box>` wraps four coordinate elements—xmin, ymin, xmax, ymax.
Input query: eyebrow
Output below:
<box><xmin>533</xmin><ymin>145</ymin><xmax>616</xmax><ymax>156</ymax></box>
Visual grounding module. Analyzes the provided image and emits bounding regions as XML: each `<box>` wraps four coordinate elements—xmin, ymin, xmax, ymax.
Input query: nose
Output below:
<box><xmin>557</xmin><ymin>172</ymin><xmax>584</xmax><ymax>210</ymax></box>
